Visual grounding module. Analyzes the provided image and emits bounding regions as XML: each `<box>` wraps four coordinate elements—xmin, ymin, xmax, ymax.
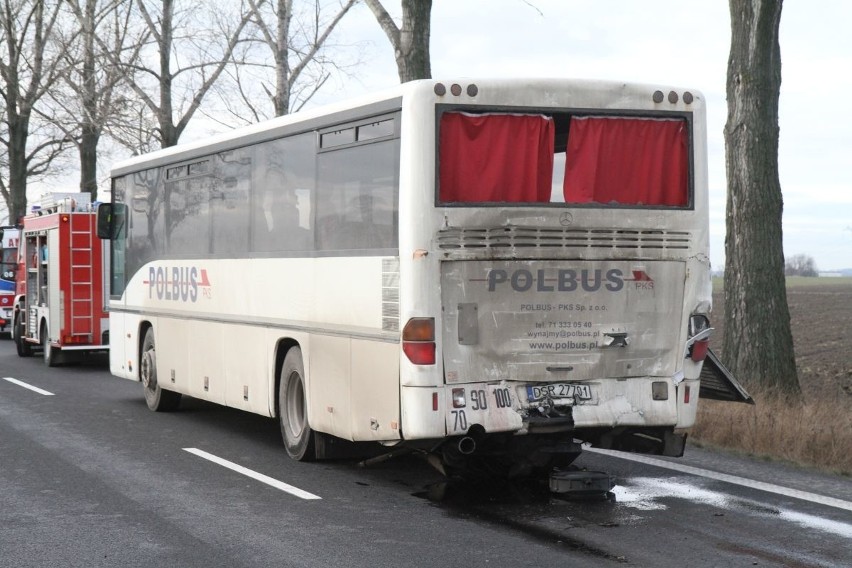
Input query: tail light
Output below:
<box><xmin>690</xmin><ymin>338</ymin><xmax>710</xmax><ymax>362</ymax></box>
<box><xmin>687</xmin><ymin>314</ymin><xmax>712</xmax><ymax>362</ymax></box>
<box><xmin>402</xmin><ymin>317</ymin><xmax>436</xmax><ymax>365</ymax></box>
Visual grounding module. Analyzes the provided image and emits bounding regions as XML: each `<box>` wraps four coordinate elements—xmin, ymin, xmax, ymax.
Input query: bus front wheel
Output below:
<box><xmin>279</xmin><ymin>347</ymin><xmax>316</xmax><ymax>461</ymax></box>
<box><xmin>141</xmin><ymin>327</ymin><xmax>181</xmax><ymax>412</ymax></box>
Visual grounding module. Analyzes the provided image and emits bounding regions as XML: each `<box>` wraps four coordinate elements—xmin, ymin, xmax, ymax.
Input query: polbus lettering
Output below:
<box><xmin>148</xmin><ymin>266</ymin><xmax>199</xmax><ymax>302</ymax></box>
<box><xmin>487</xmin><ymin>268</ymin><xmax>624</xmax><ymax>292</ymax></box>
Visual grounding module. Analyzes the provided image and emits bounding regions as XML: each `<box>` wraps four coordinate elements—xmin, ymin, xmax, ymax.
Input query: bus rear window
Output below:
<box><xmin>439</xmin><ymin>112</ymin><xmax>555</xmax><ymax>203</ymax></box>
<box><xmin>438</xmin><ymin>111</ymin><xmax>689</xmax><ymax>207</ymax></box>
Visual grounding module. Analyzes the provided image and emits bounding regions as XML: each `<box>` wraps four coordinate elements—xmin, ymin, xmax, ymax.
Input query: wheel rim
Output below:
<box><xmin>141</xmin><ymin>349</ymin><xmax>156</xmax><ymax>390</ymax></box>
<box><xmin>285</xmin><ymin>371</ymin><xmax>306</xmax><ymax>438</ymax></box>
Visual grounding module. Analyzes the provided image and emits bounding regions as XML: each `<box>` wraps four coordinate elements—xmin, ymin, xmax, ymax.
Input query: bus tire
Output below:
<box><xmin>14</xmin><ymin>313</ymin><xmax>32</xmax><ymax>357</ymax></box>
<box><xmin>42</xmin><ymin>322</ymin><xmax>61</xmax><ymax>367</ymax></box>
<box><xmin>279</xmin><ymin>347</ymin><xmax>316</xmax><ymax>461</ymax></box>
<box><xmin>141</xmin><ymin>327</ymin><xmax>181</xmax><ymax>412</ymax></box>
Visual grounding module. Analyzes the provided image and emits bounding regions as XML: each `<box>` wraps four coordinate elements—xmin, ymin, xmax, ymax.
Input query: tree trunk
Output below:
<box><xmin>723</xmin><ymin>0</ymin><xmax>799</xmax><ymax>394</ymax></box>
<box><xmin>396</xmin><ymin>0</ymin><xmax>431</xmax><ymax>81</ymax></box>
<box><xmin>79</xmin><ymin>127</ymin><xmax>99</xmax><ymax>200</ymax></box>
<box><xmin>365</xmin><ymin>0</ymin><xmax>432</xmax><ymax>82</ymax></box>
<box><xmin>272</xmin><ymin>0</ymin><xmax>293</xmax><ymax>117</ymax></box>
<box><xmin>8</xmin><ymin>128</ymin><xmax>30</xmax><ymax>222</ymax></box>
<box><xmin>158</xmin><ymin>0</ymin><xmax>178</xmax><ymax>148</ymax></box>
<box><xmin>79</xmin><ymin>0</ymin><xmax>99</xmax><ymax>200</ymax></box>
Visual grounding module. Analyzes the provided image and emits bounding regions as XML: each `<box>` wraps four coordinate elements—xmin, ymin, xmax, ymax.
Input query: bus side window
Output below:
<box><xmin>316</xmin><ymin>211</ymin><xmax>342</xmax><ymax>250</ymax></box>
<box><xmin>250</xmin><ymin>133</ymin><xmax>316</xmax><ymax>253</ymax></box>
<box><xmin>260</xmin><ymin>188</ymin><xmax>311</xmax><ymax>251</ymax></box>
<box><xmin>342</xmin><ymin>192</ymin><xmax>392</xmax><ymax>249</ymax></box>
<box><xmin>316</xmin><ymin>138</ymin><xmax>399</xmax><ymax>252</ymax></box>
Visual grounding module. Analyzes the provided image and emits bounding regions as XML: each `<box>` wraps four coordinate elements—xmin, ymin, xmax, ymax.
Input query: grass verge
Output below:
<box><xmin>690</xmin><ymin>387</ymin><xmax>852</xmax><ymax>476</ymax></box>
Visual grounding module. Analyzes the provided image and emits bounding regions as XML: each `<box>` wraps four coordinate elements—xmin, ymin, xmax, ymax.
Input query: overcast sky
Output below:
<box><xmin>326</xmin><ymin>0</ymin><xmax>852</xmax><ymax>271</ymax></box>
<box><xmin>18</xmin><ymin>1</ymin><xmax>850</xmax><ymax>271</ymax></box>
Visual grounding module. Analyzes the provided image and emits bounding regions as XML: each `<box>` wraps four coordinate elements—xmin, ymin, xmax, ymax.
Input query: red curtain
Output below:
<box><xmin>439</xmin><ymin>112</ymin><xmax>554</xmax><ymax>203</ymax></box>
<box><xmin>563</xmin><ymin>116</ymin><xmax>688</xmax><ymax>206</ymax></box>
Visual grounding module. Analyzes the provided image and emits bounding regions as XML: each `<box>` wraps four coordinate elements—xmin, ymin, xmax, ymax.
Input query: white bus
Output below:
<box><xmin>99</xmin><ymin>78</ymin><xmax>749</xmax><ymax>476</ymax></box>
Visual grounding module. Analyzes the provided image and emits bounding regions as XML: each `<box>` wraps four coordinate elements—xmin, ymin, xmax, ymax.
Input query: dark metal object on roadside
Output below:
<box><xmin>549</xmin><ymin>469</ymin><xmax>615</xmax><ymax>501</ymax></box>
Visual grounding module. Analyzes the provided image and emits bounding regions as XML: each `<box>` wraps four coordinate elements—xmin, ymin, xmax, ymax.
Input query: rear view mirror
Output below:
<box><xmin>96</xmin><ymin>203</ymin><xmax>126</xmax><ymax>239</ymax></box>
<box><xmin>96</xmin><ymin>203</ymin><xmax>114</xmax><ymax>239</ymax></box>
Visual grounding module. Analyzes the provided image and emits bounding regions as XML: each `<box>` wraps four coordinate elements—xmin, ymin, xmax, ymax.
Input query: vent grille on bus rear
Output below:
<box><xmin>382</xmin><ymin>257</ymin><xmax>400</xmax><ymax>332</ymax></box>
<box><xmin>436</xmin><ymin>227</ymin><xmax>691</xmax><ymax>251</ymax></box>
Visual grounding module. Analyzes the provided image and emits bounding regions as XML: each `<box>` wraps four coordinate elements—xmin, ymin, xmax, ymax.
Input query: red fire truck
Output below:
<box><xmin>11</xmin><ymin>193</ymin><xmax>109</xmax><ymax>365</ymax></box>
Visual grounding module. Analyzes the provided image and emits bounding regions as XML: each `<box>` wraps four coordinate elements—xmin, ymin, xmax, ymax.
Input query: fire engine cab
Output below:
<box><xmin>1</xmin><ymin>225</ymin><xmax>20</xmax><ymax>334</ymax></box>
<box><xmin>12</xmin><ymin>193</ymin><xmax>109</xmax><ymax>365</ymax></box>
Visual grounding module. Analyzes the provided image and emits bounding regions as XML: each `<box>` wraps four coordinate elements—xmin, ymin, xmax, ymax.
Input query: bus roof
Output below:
<box><xmin>110</xmin><ymin>78</ymin><xmax>703</xmax><ymax>178</ymax></box>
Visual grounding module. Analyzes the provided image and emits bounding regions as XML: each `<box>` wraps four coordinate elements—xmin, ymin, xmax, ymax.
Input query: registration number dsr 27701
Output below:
<box><xmin>527</xmin><ymin>383</ymin><xmax>593</xmax><ymax>402</ymax></box>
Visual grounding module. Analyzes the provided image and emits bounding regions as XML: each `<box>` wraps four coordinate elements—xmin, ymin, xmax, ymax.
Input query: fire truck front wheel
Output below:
<box><xmin>140</xmin><ymin>327</ymin><xmax>181</xmax><ymax>412</ymax></box>
<box><xmin>42</xmin><ymin>322</ymin><xmax>62</xmax><ymax>367</ymax></box>
<box><xmin>14</xmin><ymin>313</ymin><xmax>32</xmax><ymax>357</ymax></box>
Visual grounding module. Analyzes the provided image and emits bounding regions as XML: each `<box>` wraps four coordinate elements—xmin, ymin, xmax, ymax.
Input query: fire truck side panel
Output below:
<box><xmin>48</xmin><ymin>228</ymin><xmax>61</xmax><ymax>342</ymax></box>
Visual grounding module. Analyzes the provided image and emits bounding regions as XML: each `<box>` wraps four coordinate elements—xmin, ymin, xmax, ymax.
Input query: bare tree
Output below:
<box><xmin>49</xmin><ymin>0</ymin><xmax>145</xmax><ymax>201</ymax></box>
<box><xmin>0</xmin><ymin>95</ymin><xmax>7</xmax><ymax>223</ymax></box>
<box><xmin>106</xmin><ymin>101</ymin><xmax>160</xmax><ymax>155</ymax></box>
<box><xmin>723</xmin><ymin>0</ymin><xmax>799</xmax><ymax>394</ymax></box>
<box><xmin>110</xmin><ymin>0</ymin><xmax>255</xmax><ymax>149</ymax></box>
<box><xmin>364</xmin><ymin>0</ymin><xmax>431</xmax><ymax>82</ymax></box>
<box><xmin>218</xmin><ymin>0</ymin><xmax>359</xmax><ymax>122</ymax></box>
<box><xmin>785</xmin><ymin>254</ymin><xmax>817</xmax><ymax>277</ymax></box>
<box><xmin>0</xmin><ymin>0</ymin><xmax>76</xmax><ymax>221</ymax></box>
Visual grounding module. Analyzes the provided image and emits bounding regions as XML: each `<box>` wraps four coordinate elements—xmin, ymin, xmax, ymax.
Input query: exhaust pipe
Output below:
<box><xmin>457</xmin><ymin>436</ymin><xmax>476</xmax><ymax>455</ymax></box>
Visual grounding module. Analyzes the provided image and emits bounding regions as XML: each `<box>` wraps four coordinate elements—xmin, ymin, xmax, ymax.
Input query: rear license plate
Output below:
<box><xmin>527</xmin><ymin>383</ymin><xmax>592</xmax><ymax>402</ymax></box>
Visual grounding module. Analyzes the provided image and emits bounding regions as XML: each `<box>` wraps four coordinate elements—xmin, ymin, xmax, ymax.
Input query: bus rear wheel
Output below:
<box><xmin>279</xmin><ymin>347</ymin><xmax>316</xmax><ymax>461</ymax></box>
<box><xmin>141</xmin><ymin>327</ymin><xmax>181</xmax><ymax>412</ymax></box>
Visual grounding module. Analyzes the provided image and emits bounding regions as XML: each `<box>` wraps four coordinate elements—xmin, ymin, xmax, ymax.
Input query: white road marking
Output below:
<box><xmin>613</xmin><ymin>477</ymin><xmax>852</xmax><ymax>538</ymax></box>
<box><xmin>585</xmin><ymin>447</ymin><xmax>852</xmax><ymax>513</ymax></box>
<box><xmin>2</xmin><ymin>377</ymin><xmax>55</xmax><ymax>396</ymax></box>
<box><xmin>184</xmin><ymin>448</ymin><xmax>322</xmax><ymax>500</ymax></box>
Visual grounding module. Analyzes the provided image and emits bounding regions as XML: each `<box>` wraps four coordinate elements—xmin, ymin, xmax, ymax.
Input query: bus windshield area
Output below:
<box><xmin>438</xmin><ymin>111</ymin><xmax>689</xmax><ymax>207</ymax></box>
<box><xmin>1</xmin><ymin>246</ymin><xmax>16</xmax><ymax>285</ymax></box>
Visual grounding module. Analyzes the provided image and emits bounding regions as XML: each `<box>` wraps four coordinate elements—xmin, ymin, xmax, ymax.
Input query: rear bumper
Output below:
<box><xmin>401</xmin><ymin>376</ymin><xmax>692</xmax><ymax>441</ymax></box>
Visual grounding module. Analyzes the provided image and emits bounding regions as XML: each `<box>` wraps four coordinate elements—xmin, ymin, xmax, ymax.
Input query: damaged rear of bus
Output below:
<box><xmin>396</xmin><ymin>80</ymin><xmax>749</xmax><ymax>476</ymax></box>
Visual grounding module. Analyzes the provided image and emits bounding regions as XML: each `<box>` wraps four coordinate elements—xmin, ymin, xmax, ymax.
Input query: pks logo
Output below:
<box><xmin>625</xmin><ymin>269</ymin><xmax>654</xmax><ymax>289</ymax></box>
<box><xmin>145</xmin><ymin>266</ymin><xmax>212</xmax><ymax>302</ymax></box>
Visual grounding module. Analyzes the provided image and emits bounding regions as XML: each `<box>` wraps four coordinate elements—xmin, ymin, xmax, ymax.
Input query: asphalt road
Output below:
<box><xmin>1</xmin><ymin>339</ymin><xmax>850</xmax><ymax>567</ymax></box>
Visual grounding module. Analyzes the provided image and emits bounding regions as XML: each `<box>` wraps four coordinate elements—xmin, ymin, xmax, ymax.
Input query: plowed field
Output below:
<box><xmin>710</xmin><ymin>277</ymin><xmax>852</xmax><ymax>399</ymax></box>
